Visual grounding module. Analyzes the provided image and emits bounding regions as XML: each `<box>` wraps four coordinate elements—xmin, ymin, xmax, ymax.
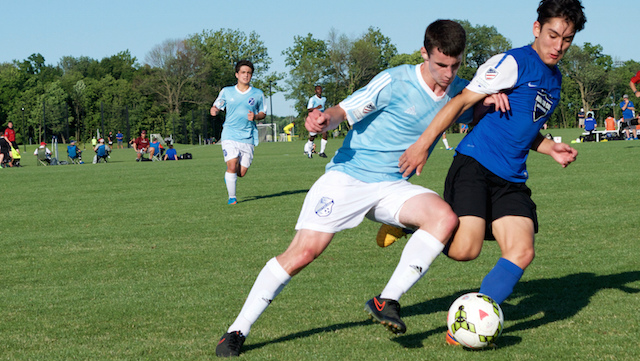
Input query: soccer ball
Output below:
<box><xmin>447</xmin><ymin>292</ymin><xmax>504</xmax><ymax>349</ymax></box>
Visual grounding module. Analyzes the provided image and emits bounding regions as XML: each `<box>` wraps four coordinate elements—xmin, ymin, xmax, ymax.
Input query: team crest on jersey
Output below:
<box><xmin>362</xmin><ymin>102</ymin><xmax>376</xmax><ymax>114</ymax></box>
<box><xmin>352</xmin><ymin>102</ymin><xmax>377</xmax><ymax>121</ymax></box>
<box><xmin>248</xmin><ymin>97</ymin><xmax>256</xmax><ymax>106</ymax></box>
<box><xmin>533</xmin><ymin>89</ymin><xmax>554</xmax><ymax>122</ymax></box>
<box><xmin>484</xmin><ymin>67</ymin><xmax>499</xmax><ymax>81</ymax></box>
<box><xmin>315</xmin><ymin>197</ymin><xmax>334</xmax><ymax>217</ymax></box>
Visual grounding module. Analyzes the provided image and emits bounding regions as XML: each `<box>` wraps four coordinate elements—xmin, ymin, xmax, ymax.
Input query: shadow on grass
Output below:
<box><xmin>395</xmin><ymin>271</ymin><xmax>640</xmax><ymax>349</ymax></box>
<box><xmin>244</xmin><ymin>271</ymin><xmax>639</xmax><ymax>352</ymax></box>
<box><xmin>242</xmin><ymin>189</ymin><xmax>309</xmax><ymax>202</ymax></box>
<box><xmin>243</xmin><ymin>320</ymin><xmax>371</xmax><ymax>353</ymax></box>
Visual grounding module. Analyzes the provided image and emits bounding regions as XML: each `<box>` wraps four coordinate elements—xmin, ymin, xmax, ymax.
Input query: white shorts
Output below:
<box><xmin>221</xmin><ymin>140</ymin><xmax>254</xmax><ymax>168</ymax></box>
<box><xmin>295</xmin><ymin>171</ymin><xmax>436</xmax><ymax>233</ymax></box>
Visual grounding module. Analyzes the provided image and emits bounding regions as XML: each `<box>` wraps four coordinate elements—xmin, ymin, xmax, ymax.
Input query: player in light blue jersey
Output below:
<box><xmin>379</xmin><ymin>0</ymin><xmax>586</xmax><ymax>347</ymax></box>
<box><xmin>304</xmin><ymin>85</ymin><xmax>329</xmax><ymax>158</ymax></box>
<box><xmin>215</xmin><ymin>20</ymin><xmax>508</xmax><ymax>357</ymax></box>
<box><xmin>210</xmin><ymin>60</ymin><xmax>267</xmax><ymax>205</ymax></box>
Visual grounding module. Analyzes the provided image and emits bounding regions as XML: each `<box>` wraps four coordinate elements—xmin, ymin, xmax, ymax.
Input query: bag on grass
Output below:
<box><xmin>180</xmin><ymin>153</ymin><xmax>192</xmax><ymax>160</ymax></box>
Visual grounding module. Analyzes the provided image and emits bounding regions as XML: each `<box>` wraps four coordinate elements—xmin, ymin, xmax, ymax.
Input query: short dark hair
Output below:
<box><xmin>423</xmin><ymin>20</ymin><xmax>466</xmax><ymax>57</ymax></box>
<box><xmin>537</xmin><ymin>0</ymin><xmax>586</xmax><ymax>33</ymax></box>
<box><xmin>235</xmin><ymin>59</ymin><xmax>254</xmax><ymax>73</ymax></box>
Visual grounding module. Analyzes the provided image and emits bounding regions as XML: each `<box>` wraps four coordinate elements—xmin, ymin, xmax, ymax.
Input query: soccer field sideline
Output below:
<box><xmin>0</xmin><ymin>128</ymin><xmax>639</xmax><ymax>360</ymax></box>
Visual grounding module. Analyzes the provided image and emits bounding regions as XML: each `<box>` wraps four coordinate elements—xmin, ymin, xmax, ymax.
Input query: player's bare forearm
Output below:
<box><xmin>210</xmin><ymin>106</ymin><xmax>220</xmax><ymax>117</ymax></box>
<box><xmin>399</xmin><ymin>90</ymin><xmax>481</xmax><ymax>177</ymax></box>
<box><xmin>532</xmin><ymin>133</ymin><xmax>578</xmax><ymax>168</ymax></box>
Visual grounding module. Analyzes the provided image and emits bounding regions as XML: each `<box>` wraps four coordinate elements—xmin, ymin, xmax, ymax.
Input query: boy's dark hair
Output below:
<box><xmin>423</xmin><ymin>20</ymin><xmax>466</xmax><ymax>57</ymax></box>
<box><xmin>235</xmin><ymin>59</ymin><xmax>254</xmax><ymax>73</ymax></box>
<box><xmin>537</xmin><ymin>0</ymin><xmax>586</xmax><ymax>32</ymax></box>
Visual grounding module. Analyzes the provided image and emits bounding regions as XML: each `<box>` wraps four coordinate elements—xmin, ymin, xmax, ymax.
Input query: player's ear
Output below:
<box><xmin>420</xmin><ymin>47</ymin><xmax>430</xmax><ymax>63</ymax></box>
<box><xmin>532</xmin><ymin>21</ymin><xmax>542</xmax><ymax>38</ymax></box>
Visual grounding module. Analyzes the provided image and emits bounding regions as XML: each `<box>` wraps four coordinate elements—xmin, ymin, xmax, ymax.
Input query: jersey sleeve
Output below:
<box><xmin>631</xmin><ymin>70</ymin><xmax>640</xmax><ymax>84</ymax></box>
<box><xmin>466</xmin><ymin>53</ymin><xmax>518</xmax><ymax>95</ymax></box>
<box><xmin>213</xmin><ymin>88</ymin><xmax>227</xmax><ymax>110</ymax></box>
<box><xmin>307</xmin><ymin>97</ymin><xmax>315</xmax><ymax>110</ymax></box>
<box><xmin>339</xmin><ymin>71</ymin><xmax>392</xmax><ymax>126</ymax></box>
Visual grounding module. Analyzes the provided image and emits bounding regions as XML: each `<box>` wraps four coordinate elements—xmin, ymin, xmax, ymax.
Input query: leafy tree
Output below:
<box><xmin>141</xmin><ymin>39</ymin><xmax>205</xmax><ymax>116</ymax></box>
<box><xmin>282</xmin><ymin>33</ymin><xmax>331</xmax><ymax>116</ymax></box>
<box><xmin>456</xmin><ymin>20</ymin><xmax>512</xmax><ymax>80</ymax></box>
<box><xmin>389</xmin><ymin>50</ymin><xmax>423</xmax><ymax>68</ymax></box>
<box><xmin>189</xmin><ymin>29</ymin><xmax>282</xmax><ymax>105</ymax></box>
<box><xmin>558</xmin><ymin>43</ymin><xmax>612</xmax><ymax>119</ymax></box>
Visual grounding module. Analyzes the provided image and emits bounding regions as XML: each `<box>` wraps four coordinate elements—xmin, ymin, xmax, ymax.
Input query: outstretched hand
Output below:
<box><xmin>549</xmin><ymin>142</ymin><xmax>578</xmax><ymax>168</ymax></box>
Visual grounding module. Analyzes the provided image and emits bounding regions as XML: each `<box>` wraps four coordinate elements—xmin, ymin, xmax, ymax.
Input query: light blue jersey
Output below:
<box><xmin>307</xmin><ymin>95</ymin><xmax>327</xmax><ymax>112</ymax></box>
<box><xmin>327</xmin><ymin>64</ymin><xmax>471</xmax><ymax>183</ymax></box>
<box><xmin>214</xmin><ymin>85</ymin><xmax>266</xmax><ymax>146</ymax></box>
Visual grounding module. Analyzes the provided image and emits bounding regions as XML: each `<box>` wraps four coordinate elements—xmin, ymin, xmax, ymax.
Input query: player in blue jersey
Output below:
<box><xmin>304</xmin><ymin>85</ymin><xmax>328</xmax><ymax>158</ymax></box>
<box><xmin>376</xmin><ymin>0</ymin><xmax>587</xmax><ymax>347</ymax></box>
<box><xmin>210</xmin><ymin>60</ymin><xmax>267</xmax><ymax>205</ymax></box>
<box><xmin>214</xmin><ymin>20</ymin><xmax>508</xmax><ymax>357</ymax></box>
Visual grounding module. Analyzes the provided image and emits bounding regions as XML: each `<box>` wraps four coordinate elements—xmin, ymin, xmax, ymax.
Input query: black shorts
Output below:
<box><xmin>444</xmin><ymin>154</ymin><xmax>538</xmax><ymax>240</ymax></box>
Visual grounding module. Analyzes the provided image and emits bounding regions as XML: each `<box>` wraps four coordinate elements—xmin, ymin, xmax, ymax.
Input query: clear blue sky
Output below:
<box><xmin>1</xmin><ymin>0</ymin><xmax>636</xmax><ymax>116</ymax></box>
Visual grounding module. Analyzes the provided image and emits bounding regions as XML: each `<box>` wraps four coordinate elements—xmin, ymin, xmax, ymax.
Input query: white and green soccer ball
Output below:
<box><xmin>447</xmin><ymin>292</ymin><xmax>504</xmax><ymax>349</ymax></box>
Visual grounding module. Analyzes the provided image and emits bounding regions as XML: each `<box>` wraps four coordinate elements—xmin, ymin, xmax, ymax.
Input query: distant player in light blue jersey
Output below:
<box><xmin>210</xmin><ymin>60</ymin><xmax>266</xmax><ymax>205</ymax></box>
<box><xmin>215</xmin><ymin>20</ymin><xmax>508</xmax><ymax>357</ymax></box>
<box><xmin>304</xmin><ymin>85</ymin><xmax>329</xmax><ymax>158</ymax></box>
<box><xmin>389</xmin><ymin>0</ymin><xmax>586</xmax><ymax>346</ymax></box>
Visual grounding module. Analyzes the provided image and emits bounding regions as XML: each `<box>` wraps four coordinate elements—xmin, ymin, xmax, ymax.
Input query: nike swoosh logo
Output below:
<box><xmin>528</xmin><ymin>82</ymin><xmax>537</xmax><ymax>88</ymax></box>
<box><xmin>374</xmin><ymin>297</ymin><xmax>386</xmax><ymax>311</ymax></box>
<box><xmin>218</xmin><ymin>337</ymin><xmax>226</xmax><ymax>345</ymax></box>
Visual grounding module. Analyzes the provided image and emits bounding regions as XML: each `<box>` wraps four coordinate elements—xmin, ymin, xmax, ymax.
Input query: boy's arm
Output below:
<box><xmin>531</xmin><ymin>133</ymin><xmax>578</xmax><ymax>168</ymax></box>
<box><xmin>399</xmin><ymin>89</ymin><xmax>487</xmax><ymax>177</ymax></box>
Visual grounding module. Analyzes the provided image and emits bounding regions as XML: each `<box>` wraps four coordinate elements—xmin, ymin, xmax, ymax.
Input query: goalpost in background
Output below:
<box><xmin>257</xmin><ymin>123</ymin><xmax>278</xmax><ymax>142</ymax></box>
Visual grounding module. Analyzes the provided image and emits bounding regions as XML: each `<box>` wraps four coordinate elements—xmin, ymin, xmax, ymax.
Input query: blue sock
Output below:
<box><xmin>479</xmin><ymin>258</ymin><xmax>524</xmax><ymax>304</ymax></box>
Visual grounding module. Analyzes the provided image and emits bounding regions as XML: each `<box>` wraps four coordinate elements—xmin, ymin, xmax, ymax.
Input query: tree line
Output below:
<box><xmin>1</xmin><ymin>22</ymin><xmax>638</xmax><ymax>145</ymax></box>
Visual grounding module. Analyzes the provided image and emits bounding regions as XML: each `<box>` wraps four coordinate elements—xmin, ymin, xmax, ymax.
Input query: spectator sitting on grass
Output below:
<box><xmin>164</xmin><ymin>143</ymin><xmax>178</xmax><ymax>160</ymax></box>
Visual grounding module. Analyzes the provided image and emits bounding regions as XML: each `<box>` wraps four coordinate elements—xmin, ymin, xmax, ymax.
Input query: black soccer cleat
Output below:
<box><xmin>364</xmin><ymin>295</ymin><xmax>407</xmax><ymax>334</ymax></box>
<box><xmin>215</xmin><ymin>331</ymin><xmax>246</xmax><ymax>357</ymax></box>
<box><xmin>319</xmin><ymin>152</ymin><xmax>327</xmax><ymax>158</ymax></box>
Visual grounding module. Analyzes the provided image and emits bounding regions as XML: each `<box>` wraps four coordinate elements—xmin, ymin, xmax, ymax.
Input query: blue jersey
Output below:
<box><xmin>213</xmin><ymin>85</ymin><xmax>266</xmax><ymax>146</ymax></box>
<box><xmin>460</xmin><ymin>45</ymin><xmax>562</xmax><ymax>183</ymax></box>
<box><xmin>327</xmin><ymin>64</ymin><xmax>471</xmax><ymax>183</ymax></box>
<box><xmin>307</xmin><ymin>95</ymin><xmax>327</xmax><ymax>112</ymax></box>
<box><xmin>584</xmin><ymin>116</ymin><xmax>596</xmax><ymax>131</ymax></box>
<box><xmin>165</xmin><ymin>148</ymin><xmax>177</xmax><ymax>160</ymax></box>
<box><xmin>620</xmin><ymin>100</ymin><xmax>634</xmax><ymax>120</ymax></box>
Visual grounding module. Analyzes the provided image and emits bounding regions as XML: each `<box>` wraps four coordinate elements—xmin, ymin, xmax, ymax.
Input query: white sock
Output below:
<box><xmin>320</xmin><ymin>139</ymin><xmax>328</xmax><ymax>154</ymax></box>
<box><xmin>380</xmin><ymin>230</ymin><xmax>445</xmax><ymax>301</ymax></box>
<box><xmin>227</xmin><ymin>258</ymin><xmax>291</xmax><ymax>336</ymax></box>
<box><xmin>304</xmin><ymin>140</ymin><xmax>313</xmax><ymax>154</ymax></box>
<box><xmin>442</xmin><ymin>138</ymin><xmax>450</xmax><ymax>148</ymax></box>
<box><xmin>225</xmin><ymin>172</ymin><xmax>237</xmax><ymax>199</ymax></box>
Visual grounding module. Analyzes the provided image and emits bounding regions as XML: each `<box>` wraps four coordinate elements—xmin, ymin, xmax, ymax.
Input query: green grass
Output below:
<box><xmin>1</xmin><ymin>129</ymin><xmax>639</xmax><ymax>360</ymax></box>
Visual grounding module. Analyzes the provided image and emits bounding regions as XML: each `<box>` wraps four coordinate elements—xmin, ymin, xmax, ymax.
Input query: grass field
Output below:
<box><xmin>1</xmin><ymin>128</ymin><xmax>639</xmax><ymax>360</ymax></box>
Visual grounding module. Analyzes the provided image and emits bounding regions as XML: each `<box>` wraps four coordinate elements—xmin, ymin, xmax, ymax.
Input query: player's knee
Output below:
<box><xmin>446</xmin><ymin>244</ymin><xmax>481</xmax><ymax>262</ymax></box>
<box><xmin>516</xmin><ymin>247</ymin><xmax>535</xmax><ymax>268</ymax></box>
